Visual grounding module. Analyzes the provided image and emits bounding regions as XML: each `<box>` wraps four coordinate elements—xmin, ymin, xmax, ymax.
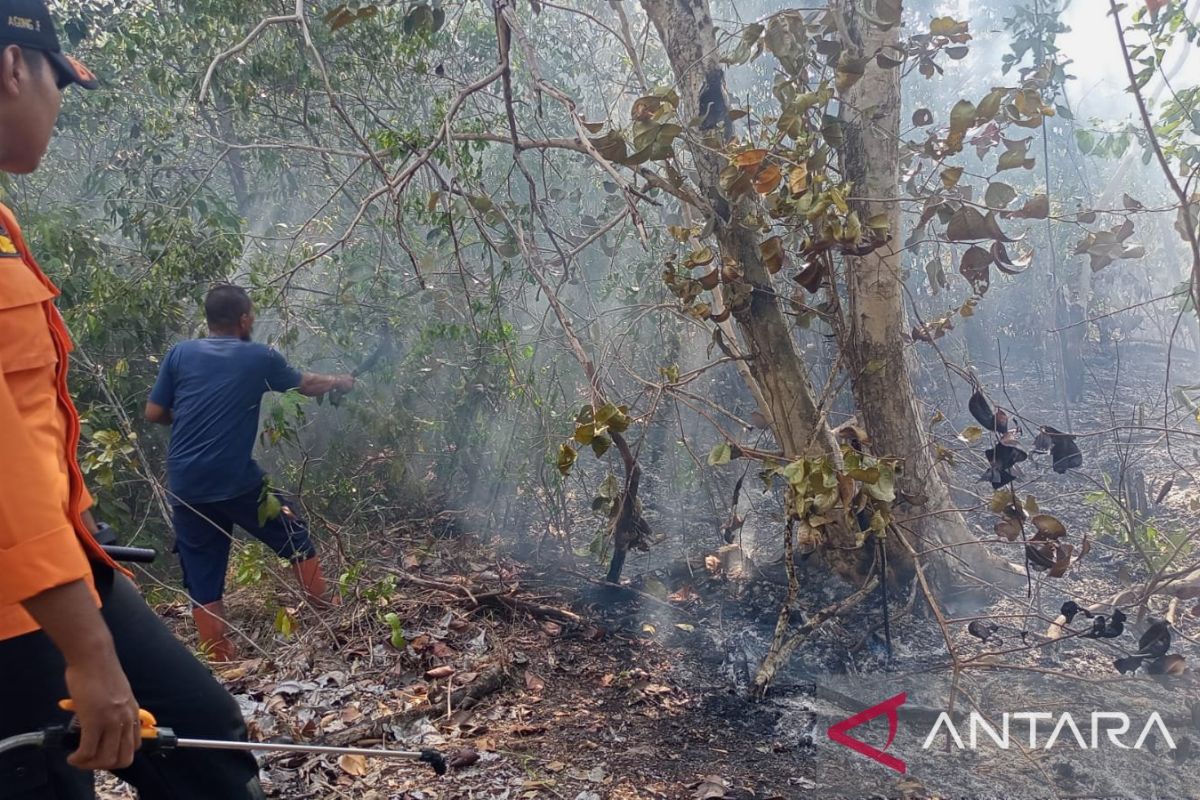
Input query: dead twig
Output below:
<box><xmin>751</xmin><ymin>574</ymin><xmax>880</xmax><ymax>700</ymax></box>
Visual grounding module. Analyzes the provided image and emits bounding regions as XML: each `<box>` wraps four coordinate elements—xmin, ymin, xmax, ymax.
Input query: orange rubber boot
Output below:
<box><xmin>193</xmin><ymin>601</ymin><xmax>236</xmax><ymax>662</ymax></box>
<box><xmin>293</xmin><ymin>555</ymin><xmax>338</xmax><ymax>607</ymax></box>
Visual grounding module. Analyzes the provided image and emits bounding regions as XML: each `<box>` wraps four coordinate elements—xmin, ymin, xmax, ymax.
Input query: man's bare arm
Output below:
<box><xmin>298</xmin><ymin>373</ymin><xmax>354</xmax><ymax>398</ymax></box>
<box><xmin>21</xmin><ymin>581</ymin><xmax>141</xmax><ymax>770</ymax></box>
<box><xmin>144</xmin><ymin>401</ymin><xmax>172</xmax><ymax>425</ymax></box>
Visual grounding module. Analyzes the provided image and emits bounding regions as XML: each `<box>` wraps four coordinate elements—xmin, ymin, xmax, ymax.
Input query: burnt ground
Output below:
<box><xmin>94</xmin><ymin>338</ymin><xmax>1200</xmax><ymax>799</ymax></box>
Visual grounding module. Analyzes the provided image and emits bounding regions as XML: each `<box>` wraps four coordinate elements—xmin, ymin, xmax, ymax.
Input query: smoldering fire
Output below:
<box><xmin>921</xmin><ymin>711</ymin><xmax>1176</xmax><ymax>751</ymax></box>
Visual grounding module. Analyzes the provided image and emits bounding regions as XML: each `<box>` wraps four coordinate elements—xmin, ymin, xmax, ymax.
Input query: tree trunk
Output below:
<box><xmin>639</xmin><ymin>0</ymin><xmax>867</xmax><ymax>580</ymax></box>
<box><xmin>638</xmin><ymin>0</ymin><xmax>836</xmax><ymax>464</ymax></box>
<box><xmin>839</xmin><ymin>0</ymin><xmax>1020</xmax><ymax>595</ymax></box>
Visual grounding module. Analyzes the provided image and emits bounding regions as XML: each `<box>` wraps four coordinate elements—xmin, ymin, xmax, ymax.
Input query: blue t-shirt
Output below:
<box><xmin>149</xmin><ymin>337</ymin><xmax>303</xmax><ymax>505</ymax></box>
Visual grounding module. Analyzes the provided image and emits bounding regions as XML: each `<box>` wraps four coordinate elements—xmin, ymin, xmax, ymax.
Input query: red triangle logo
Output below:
<box><xmin>826</xmin><ymin>691</ymin><xmax>907</xmax><ymax>773</ymax></box>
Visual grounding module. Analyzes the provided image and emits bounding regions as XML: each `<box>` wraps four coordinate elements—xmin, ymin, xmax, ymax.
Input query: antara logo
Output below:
<box><xmin>922</xmin><ymin>711</ymin><xmax>1176</xmax><ymax>751</ymax></box>
<box><xmin>826</xmin><ymin>692</ymin><xmax>908</xmax><ymax>774</ymax></box>
<box><xmin>827</xmin><ymin>692</ymin><xmax>1177</xmax><ymax>773</ymax></box>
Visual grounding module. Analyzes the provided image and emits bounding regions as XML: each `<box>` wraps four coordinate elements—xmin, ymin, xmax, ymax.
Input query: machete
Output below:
<box><xmin>330</xmin><ymin>324</ymin><xmax>393</xmax><ymax>407</ymax></box>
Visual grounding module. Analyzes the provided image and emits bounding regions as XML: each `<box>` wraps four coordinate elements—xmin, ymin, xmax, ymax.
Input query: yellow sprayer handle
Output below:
<box><xmin>58</xmin><ymin>699</ymin><xmax>161</xmax><ymax>739</ymax></box>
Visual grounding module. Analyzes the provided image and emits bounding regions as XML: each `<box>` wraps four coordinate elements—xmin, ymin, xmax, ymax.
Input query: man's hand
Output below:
<box><xmin>21</xmin><ymin>580</ymin><xmax>141</xmax><ymax>770</ymax></box>
<box><xmin>80</xmin><ymin>509</ymin><xmax>100</xmax><ymax>536</ymax></box>
<box><xmin>143</xmin><ymin>401</ymin><xmax>172</xmax><ymax>425</ymax></box>
<box><xmin>63</xmin><ymin>650</ymin><xmax>141</xmax><ymax>769</ymax></box>
<box><xmin>299</xmin><ymin>372</ymin><xmax>355</xmax><ymax>397</ymax></box>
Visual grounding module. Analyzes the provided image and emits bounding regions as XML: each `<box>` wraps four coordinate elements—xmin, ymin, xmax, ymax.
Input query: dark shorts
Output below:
<box><xmin>0</xmin><ymin>566</ymin><xmax>263</xmax><ymax>799</ymax></box>
<box><xmin>172</xmin><ymin>488</ymin><xmax>317</xmax><ymax>606</ymax></box>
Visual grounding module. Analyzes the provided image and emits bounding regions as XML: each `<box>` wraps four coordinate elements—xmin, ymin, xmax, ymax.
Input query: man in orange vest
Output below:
<box><xmin>0</xmin><ymin>2</ymin><xmax>263</xmax><ymax>796</ymax></box>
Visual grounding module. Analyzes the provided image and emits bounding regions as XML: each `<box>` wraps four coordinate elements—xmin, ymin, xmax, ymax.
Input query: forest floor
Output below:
<box><xmin>96</xmin><ymin>339</ymin><xmax>1200</xmax><ymax>800</ymax></box>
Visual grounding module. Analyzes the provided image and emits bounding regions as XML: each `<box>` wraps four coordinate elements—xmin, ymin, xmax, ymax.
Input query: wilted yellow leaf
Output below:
<box><xmin>958</xmin><ymin>425</ymin><xmax>984</xmax><ymax>443</ymax></box>
<box><xmin>789</xmin><ymin>164</ymin><xmax>809</xmax><ymax>194</ymax></box>
<box><xmin>760</xmin><ymin>235</ymin><xmax>785</xmax><ymax>273</ymax></box>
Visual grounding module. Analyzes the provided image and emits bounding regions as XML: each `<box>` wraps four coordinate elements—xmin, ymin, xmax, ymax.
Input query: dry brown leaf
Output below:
<box><xmin>338</xmin><ymin>753</ymin><xmax>368</xmax><ymax>777</ymax></box>
<box><xmin>731</xmin><ymin>148</ymin><xmax>768</xmax><ymax>168</ymax></box>
<box><xmin>789</xmin><ymin>164</ymin><xmax>809</xmax><ymax>193</ymax></box>
<box><xmin>524</xmin><ymin>670</ymin><xmax>546</xmax><ymax>692</ymax></box>
<box><xmin>447</xmin><ymin>747</ymin><xmax>481</xmax><ymax>769</ymax></box>
<box><xmin>754</xmin><ymin>164</ymin><xmax>782</xmax><ymax>194</ymax></box>
<box><xmin>694</xmin><ymin>775</ymin><xmax>729</xmax><ymax>799</ymax></box>
<box><xmin>425</xmin><ymin>665</ymin><xmax>456</xmax><ymax>680</ymax></box>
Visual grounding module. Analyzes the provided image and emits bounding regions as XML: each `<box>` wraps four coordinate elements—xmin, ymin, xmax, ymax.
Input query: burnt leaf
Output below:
<box><xmin>968</xmin><ymin>620</ymin><xmax>999</xmax><ymax>642</ymax></box>
<box><xmin>959</xmin><ymin>245</ymin><xmax>993</xmax><ymax>294</ymax></box>
<box><xmin>991</xmin><ymin>241</ymin><xmax>1033</xmax><ymax>274</ymax></box>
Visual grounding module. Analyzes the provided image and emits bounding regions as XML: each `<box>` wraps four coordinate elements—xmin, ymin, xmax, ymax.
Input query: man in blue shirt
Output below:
<box><xmin>146</xmin><ymin>284</ymin><xmax>353</xmax><ymax>661</ymax></box>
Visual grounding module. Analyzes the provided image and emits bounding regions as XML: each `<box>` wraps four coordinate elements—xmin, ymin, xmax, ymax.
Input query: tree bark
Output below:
<box><xmin>838</xmin><ymin>0</ymin><xmax>1020</xmax><ymax>595</ymax></box>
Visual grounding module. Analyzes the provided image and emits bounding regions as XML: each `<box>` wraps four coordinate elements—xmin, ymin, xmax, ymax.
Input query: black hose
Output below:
<box><xmin>101</xmin><ymin>545</ymin><xmax>158</xmax><ymax>564</ymax></box>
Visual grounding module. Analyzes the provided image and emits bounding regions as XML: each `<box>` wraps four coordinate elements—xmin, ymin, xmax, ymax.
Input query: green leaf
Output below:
<box><xmin>274</xmin><ymin>607</ymin><xmax>296</xmax><ymax>639</ymax></box>
<box><xmin>383</xmin><ymin>612</ymin><xmax>407</xmax><ymax>650</ymax></box>
<box><xmin>257</xmin><ymin>492</ymin><xmax>282</xmax><ymax>527</ymax></box>
<box><xmin>708</xmin><ymin>442</ymin><xmax>732</xmax><ymax>466</ymax></box>
<box><xmin>1075</xmin><ymin>129</ymin><xmax>1095</xmax><ymax>154</ymax></box>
